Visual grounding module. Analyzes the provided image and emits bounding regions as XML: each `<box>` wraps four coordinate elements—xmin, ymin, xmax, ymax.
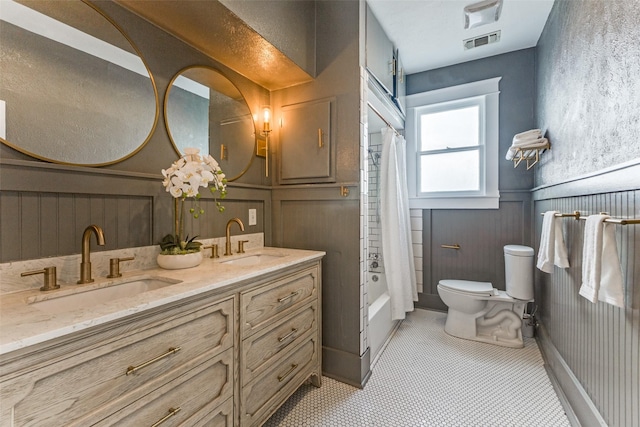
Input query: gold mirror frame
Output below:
<box><xmin>0</xmin><ymin>0</ymin><xmax>160</xmax><ymax>167</ymax></box>
<box><xmin>164</xmin><ymin>65</ymin><xmax>257</xmax><ymax>182</ymax></box>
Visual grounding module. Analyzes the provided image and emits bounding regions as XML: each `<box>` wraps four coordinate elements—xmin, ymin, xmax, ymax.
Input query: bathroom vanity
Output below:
<box><xmin>0</xmin><ymin>247</ymin><xmax>323</xmax><ymax>427</ymax></box>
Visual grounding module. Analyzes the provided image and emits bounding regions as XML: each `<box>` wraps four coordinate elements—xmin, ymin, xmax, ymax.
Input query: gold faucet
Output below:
<box><xmin>224</xmin><ymin>218</ymin><xmax>245</xmax><ymax>256</ymax></box>
<box><xmin>78</xmin><ymin>225</ymin><xmax>105</xmax><ymax>284</ymax></box>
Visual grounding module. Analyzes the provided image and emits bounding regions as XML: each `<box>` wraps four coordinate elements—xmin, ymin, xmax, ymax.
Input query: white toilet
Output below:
<box><xmin>437</xmin><ymin>245</ymin><xmax>534</xmax><ymax>348</ymax></box>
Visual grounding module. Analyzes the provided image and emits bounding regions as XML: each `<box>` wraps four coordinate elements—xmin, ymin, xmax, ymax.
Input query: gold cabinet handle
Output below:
<box><xmin>441</xmin><ymin>244</ymin><xmax>461</xmax><ymax>250</ymax></box>
<box><xmin>277</xmin><ymin>363</ymin><xmax>299</xmax><ymax>382</ymax></box>
<box><xmin>278</xmin><ymin>328</ymin><xmax>298</xmax><ymax>342</ymax></box>
<box><xmin>150</xmin><ymin>407</ymin><xmax>181</xmax><ymax>427</ymax></box>
<box><xmin>277</xmin><ymin>291</ymin><xmax>299</xmax><ymax>303</ymax></box>
<box><xmin>126</xmin><ymin>347</ymin><xmax>181</xmax><ymax>376</ymax></box>
<box><xmin>318</xmin><ymin>128</ymin><xmax>323</xmax><ymax>148</ymax></box>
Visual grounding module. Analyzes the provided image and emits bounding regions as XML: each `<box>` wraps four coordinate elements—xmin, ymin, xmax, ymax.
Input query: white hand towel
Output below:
<box><xmin>579</xmin><ymin>215</ymin><xmax>625</xmax><ymax>307</ymax></box>
<box><xmin>537</xmin><ymin>211</ymin><xmax>570</xmax><ymax>273</ymax></box>
<box><xmin>554</xmin><ymin>217</ymin><xmax>570</xmax><ymax>269</ymax></box>
<box><xmin>598</xmin><ymin>223</ymin><xmax>625</xmax><ymax>307</ymax></box>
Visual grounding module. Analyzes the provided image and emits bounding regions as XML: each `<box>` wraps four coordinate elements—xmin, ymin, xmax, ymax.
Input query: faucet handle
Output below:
<box><xmin>237</xmin><ymin>240</ymin><xmax>249</xmax><ymax>254</ymax></box>
<box><xmin>107</xmin><ymin>256</ymin><xmax>134</xmax><ymax>278</ymax></box>
<box><xmin>21</xmin><ymin>266</ymin><xmax>59</xmax><ymax>291</ymax></box>
<box><xmin>203</xmin><ymin>244</ymin><xmax>219</xmax><ymax>259</ymax></box>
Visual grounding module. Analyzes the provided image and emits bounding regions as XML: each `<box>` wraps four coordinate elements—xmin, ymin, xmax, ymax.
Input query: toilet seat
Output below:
<box><xmin>438</xmin><ymin>280</ymin><xmax>497</xmax><ymax>297</ymax></box>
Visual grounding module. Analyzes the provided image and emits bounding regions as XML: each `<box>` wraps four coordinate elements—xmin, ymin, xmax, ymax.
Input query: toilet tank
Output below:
<box><xmin>504</xmin><ymin>245</ymin><xmax>534</xmax><ymax>300</ymax></box>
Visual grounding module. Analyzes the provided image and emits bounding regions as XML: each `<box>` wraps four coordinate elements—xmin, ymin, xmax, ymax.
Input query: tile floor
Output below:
<box><xmin>265</xmin><ymin>309</ymin><xmax>570</xmax><ymax>427</ymax></box>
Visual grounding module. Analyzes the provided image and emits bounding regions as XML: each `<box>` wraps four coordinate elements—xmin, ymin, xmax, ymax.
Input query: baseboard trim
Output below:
<box><xmin>536</xmin><ymin>323</ymin><xmax>607</xmax><ymax>427</ymax></box>
<box><xmin>416</xmin><ymin>293</ymin><xmax>447</xmax><ymax>312</ymax></box>
<box><xmin>322</xmin><ymin>346</ymin><xmax>371</xmax><ymax>389</ymax></box>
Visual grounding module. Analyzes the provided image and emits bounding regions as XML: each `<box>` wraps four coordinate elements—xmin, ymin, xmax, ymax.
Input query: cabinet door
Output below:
<box><xmin>394</xmin><ymin>50</ymin><xmax>406</xmax><ymax>115</ymax></box>
<box><xmin>366</xmin><ymin>5</ymin><xmax>394</xmax><ymax>96</ymax></box>
<box><xmin>279</xmin><ymin>99</ymin><xmax>334</xmax><ymax>184</ymax></box>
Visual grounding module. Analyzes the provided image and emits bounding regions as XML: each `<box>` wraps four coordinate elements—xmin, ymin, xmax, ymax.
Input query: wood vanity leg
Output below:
<box><xmin>309</xmin><ymin>373</ymin><xmax>322</xmax><ymax>387</ymax></box>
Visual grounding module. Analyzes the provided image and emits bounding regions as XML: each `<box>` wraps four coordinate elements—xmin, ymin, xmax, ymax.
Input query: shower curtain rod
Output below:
<box><xmin>367</xmin><ymin>102</ymin><xmax>401</xmax><ymax>137</ymax></box>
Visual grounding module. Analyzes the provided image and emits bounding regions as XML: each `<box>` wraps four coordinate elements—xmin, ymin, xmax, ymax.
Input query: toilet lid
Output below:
<box><xmin>504</xmin><ymin>245</ymin><xmax>534</xmax><ymax>257</ymax></box>
<box><xmin>439</xmin><ymin>280</ymin><xmax>495</xmax><ymax>296</ymax></box>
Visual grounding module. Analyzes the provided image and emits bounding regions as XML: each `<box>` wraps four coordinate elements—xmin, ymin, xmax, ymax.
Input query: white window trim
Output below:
<box><xmin>406</xmin><ymin>77</ymin><xmax>501</xmax><ymax>209</ymax></box>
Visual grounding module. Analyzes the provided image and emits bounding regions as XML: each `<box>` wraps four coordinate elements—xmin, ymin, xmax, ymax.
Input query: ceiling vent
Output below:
<box><xmin>463</xmin><ymin>30</ymin><xmax>501</xmax><ymax>50</ymax></box>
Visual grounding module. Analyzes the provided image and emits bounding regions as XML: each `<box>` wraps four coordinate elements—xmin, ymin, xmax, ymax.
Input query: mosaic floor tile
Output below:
<box><xmin>265</xmin><ymin>309</ymin><xmax>570</xmax><ymax>427</ymax></box>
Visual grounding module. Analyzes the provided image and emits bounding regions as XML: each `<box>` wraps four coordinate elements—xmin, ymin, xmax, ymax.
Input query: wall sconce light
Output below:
<box><xmin>256</xmin><ymin>105</ymin><xmax>271</xmax><ymax>177</ymax></box>
<box><xmin>464</xmin><ymin>0</ymin><xmax>502</xmax><ymax>29</ymax></box>
<box><xmin>262</xmin><ymin>106</ymin><xmax>271</xmax><ymax>134</ymax></box>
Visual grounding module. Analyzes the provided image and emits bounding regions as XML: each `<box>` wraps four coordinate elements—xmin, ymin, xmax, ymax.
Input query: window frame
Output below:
<box><xmin>406</xmin><ymin>77</ymin><xmax>501</xmax><ymax>209</ymax></box>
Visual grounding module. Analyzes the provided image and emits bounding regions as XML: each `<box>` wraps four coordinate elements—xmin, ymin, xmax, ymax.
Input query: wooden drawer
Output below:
<box><xmin>9</xmin><ymin>296</ymin><xmax>234</xmax><ymax>427</ymax></box>
<box><xmin>242</xmin><ymin>336</ymin><xmax>318</xmax><ymax>426</ymax></box>
<box><xmin>241</xmin><ymin>266</ymin><xmax>318</xmax><ymax>337</ymax></box>
<box><xmin>242</xmin><ymin>302</ymin><xmax>317</xmax><ymax>385</ymax></box>
<box><xmin>95</xmin><ymin>348</ymin><xmax>234</xmax><ymax>426</ymax></box>
<box><xmin>185</xmin><ymin>397</ymin><xmax>234</xmax><ymax>427</ymax></box>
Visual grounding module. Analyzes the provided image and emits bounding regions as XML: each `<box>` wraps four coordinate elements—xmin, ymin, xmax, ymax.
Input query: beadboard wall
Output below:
<box><xmin>533</xmin><ymin>178</ymin><xmax>639</xmax><ymax>427</ymax></box>
<box><xmin>534</xmin><ymin>1</ymin><xmax>640</xmax><ymax>426</ymax></box>
<box><xmin>0</xmin><ymin>160</ymin><xmax>269</xmax><ymax>263</ymax></box>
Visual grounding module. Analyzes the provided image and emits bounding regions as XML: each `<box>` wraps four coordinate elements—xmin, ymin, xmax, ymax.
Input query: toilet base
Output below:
<box><xmin>444</xmin><ymin>302</ymin><xmax>527</xmax><ymax>348</ymax></box>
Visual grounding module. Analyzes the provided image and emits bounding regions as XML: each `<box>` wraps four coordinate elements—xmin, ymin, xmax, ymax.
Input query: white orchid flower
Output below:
<box><xmin>169</xmin><ymin>186</ymin><xmax>182</xmax><ymax>198</ymax></box>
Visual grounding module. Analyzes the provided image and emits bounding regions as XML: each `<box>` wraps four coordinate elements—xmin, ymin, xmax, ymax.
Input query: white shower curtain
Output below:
<box><xmin>380</xmin><ymin>127</ymin><xmax>418</xmax><ymax>320</ymax></box>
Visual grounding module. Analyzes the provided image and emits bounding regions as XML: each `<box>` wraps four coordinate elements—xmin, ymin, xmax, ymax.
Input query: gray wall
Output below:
<box><xmin>534</xmin><ymin>1</ymin><xmax>640</xmax><ymax>426</ymax></box>
<box><xmin>407</xmin><ymin>49</ymin><xmax>536</xmax><ymax>307</ymax></box>
<box><xmin>0</xmin><ymin>1</ymin><xmax>271</xmax><ymax>262</ymax></box>
<box><xmin>534</xmin><ymin>0</ymin><xmax>640</xmax><ymax>187</ymax></box>
<box><xmin>271</xmin><ymin>0</ymin><xmax>364</xmax><ymax>386</ymax></box>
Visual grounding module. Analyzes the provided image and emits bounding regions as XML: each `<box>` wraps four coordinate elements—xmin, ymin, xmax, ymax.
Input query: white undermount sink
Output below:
<box><xmin>28</xmin><ymin>275</ymin><xmax>182</xmax><ymax>315</ymax></box>
<box><xmin>220</xmin><ymin>253</ymin><xmax>286</xmax><ymax>266</ymax></box>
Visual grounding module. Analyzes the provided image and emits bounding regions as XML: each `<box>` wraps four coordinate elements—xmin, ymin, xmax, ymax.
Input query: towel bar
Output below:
<box><xmin>579</xmin><ymin>217</ymin><xmax>640</xmax><ymax>225</ymax></box>
<box><xmin>540</xmin><ymin>211</ymin><xmax>639</xmax><ymax>225</ymax></box>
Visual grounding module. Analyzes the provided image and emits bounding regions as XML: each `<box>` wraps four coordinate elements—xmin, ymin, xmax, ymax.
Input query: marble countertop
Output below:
<box><xmin>0</xmin><ymin>247</ymin><xmax>324</xmax><ymax>355</ymax></box>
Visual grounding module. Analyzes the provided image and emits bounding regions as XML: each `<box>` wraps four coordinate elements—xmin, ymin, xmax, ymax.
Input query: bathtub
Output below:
<box><xmin>367</xmin><ymin>271</ymin><xmax>399</xmax><ymax>363</ymax></box>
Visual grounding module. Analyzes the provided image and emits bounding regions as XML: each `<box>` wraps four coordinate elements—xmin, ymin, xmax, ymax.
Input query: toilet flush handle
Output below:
<box><xmin>441</xmin><ymin>244</ymin><xmax>461</xmax><ymax>250</ymax></box>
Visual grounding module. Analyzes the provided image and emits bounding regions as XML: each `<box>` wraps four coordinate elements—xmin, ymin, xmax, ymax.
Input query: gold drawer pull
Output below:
<box><xmin>278</xmin><ymin>328</ymin><xmax>299</xmax><ymax>342</ymax></box>
<box><xmin>277</xmin><ymin>291</ymin><xmax>299</xmax><ymax>303</ymax></box>
<box><xmin>441</xmin><ymin>244</ymin><xmax>461</xmax><ymax>250</ymax></box>
<box><xmin>150</xmin><ymin>407</ymin><xmax>181</xmax><ymax>427</ymax></box>
<box><xmin>126</xmin><ymin>347</ymin><xmax>181</xmax><ymax>376</ymax></box>
<box><xmin>277</xmin><ymin>363</ymin><xmax>299</xmax><ymax>382</ymax></box>
<box><xmin>318</xmin><ymin>128</ymin><xmax>323</xmax><ymax>148</ymax></box>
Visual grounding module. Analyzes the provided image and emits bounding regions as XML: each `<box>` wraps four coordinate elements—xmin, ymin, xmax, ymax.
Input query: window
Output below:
<box><xmin>406</xmin><ymin>77</ymin><xmax>501</xmax><ymax>209</ymax></box>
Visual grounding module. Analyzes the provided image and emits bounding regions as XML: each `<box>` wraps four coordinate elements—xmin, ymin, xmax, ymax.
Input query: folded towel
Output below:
<box><xmin>513</xmin><ymin>129</ymin><xmax>542</xmax><ymax>142</ymax></box>
<box><xmin>506</xmin><ymin>138</ymin><xmax>549</xmax><ymax>160</ymax></box>
<box><xmin>512</xmin><ymin>136</ymin><xmax>546</xmax><ymax>148</ymax></box>
<box><xmin>537</xmin><ymin>211</ymin><xmax>570</xmax><ymax>273</ymax></box>
<box><xmin>579</xmin><ymin>215</ymin><xmax>625</xmax><ymax>307</ymax></box>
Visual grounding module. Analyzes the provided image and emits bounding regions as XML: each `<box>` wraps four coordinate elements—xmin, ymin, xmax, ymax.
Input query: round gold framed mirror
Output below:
<box><xmin>164</xmin><ymin>66</ymin><xmax>257</xmax><ymax>182</ymax></box>
<box><xmin>0</xmin><ymin>0</ymin><xmax>159</xmax><ymax>166</ymax></box>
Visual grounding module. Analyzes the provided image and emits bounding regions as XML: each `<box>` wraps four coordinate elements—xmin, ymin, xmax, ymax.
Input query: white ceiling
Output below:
<box><xmin>367</xmin><ymin>0</ymin><xmax>555</xmax><ymax>74</ymax></box>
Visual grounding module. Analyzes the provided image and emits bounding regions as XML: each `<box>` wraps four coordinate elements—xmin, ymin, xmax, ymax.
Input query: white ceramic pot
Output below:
<box><xmin>156</xmin><ymin>251</ymin><xmax>203</xmax><ymax>270</ymax></box>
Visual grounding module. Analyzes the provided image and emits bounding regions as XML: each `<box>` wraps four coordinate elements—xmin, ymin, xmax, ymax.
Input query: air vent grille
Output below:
<box><xmin>464</xmin><ymin>30</ymin><xmax>501</xmax><ymax>50</ymax></box>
